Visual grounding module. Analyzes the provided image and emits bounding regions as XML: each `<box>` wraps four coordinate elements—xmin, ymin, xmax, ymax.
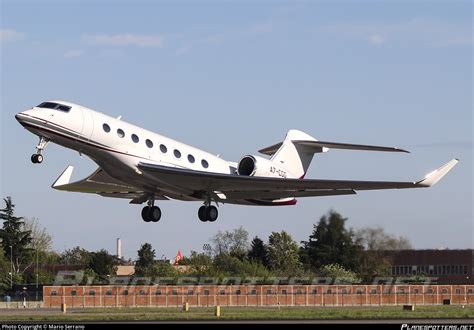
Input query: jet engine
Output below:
<box><xmin>237</xmin><ymin>155</ymin><xmax>290</xmax><ymax>178</ymax></box>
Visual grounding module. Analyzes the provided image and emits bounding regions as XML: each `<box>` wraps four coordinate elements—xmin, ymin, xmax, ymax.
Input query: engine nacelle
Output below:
<box><xmin>237</xmin><ymin>155</ymin><xmax>290</xmax><ymax>178</ymax></box>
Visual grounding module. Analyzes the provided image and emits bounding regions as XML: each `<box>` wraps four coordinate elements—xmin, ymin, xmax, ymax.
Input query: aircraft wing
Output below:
<box><xmin>52</xmin><ymin>166</ymin><xmax>168</xmax><ymax>203</ymax></box>
<box><xmin>137</xmin><ymin>159</ymin><xmax>458</xmax><ymax>200</ymax></box>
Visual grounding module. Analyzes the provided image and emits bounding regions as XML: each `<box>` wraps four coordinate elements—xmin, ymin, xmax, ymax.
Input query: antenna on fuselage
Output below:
<box><xmin>117</xmin><ymin>115</ymin><xmax>122</xmax><ymax>120</ymax></box>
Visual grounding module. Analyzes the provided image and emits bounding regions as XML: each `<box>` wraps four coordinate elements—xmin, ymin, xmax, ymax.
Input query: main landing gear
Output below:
<box><xmin>31</xmin><ymin>137</ymin><xmax>49</xmax><ymax>164</ymax></box>
<box><xmin>140</xmin><ymin>196</ymin><xmax>219</xmax><ymax>223</ymax></box>
<box><xmin>198</xmin><ymin>205</ymin><xmax>218</xmax><ymax>222</ymax></box>
<box><xmin>141</xmin><ymin>197</ymin><xmax>161</xmax><ymax>222</ymax></box>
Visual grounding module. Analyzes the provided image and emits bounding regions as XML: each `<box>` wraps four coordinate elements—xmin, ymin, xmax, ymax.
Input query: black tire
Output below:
<box><xmin>31</xmin><ymin>154</ymin><xmax>38</xmax><ymax>164</ymax></box>
<box><xmin>150</xmin><ymin>206</ymin><xmax>161</xmax><ymax>222</ymax></box>
<box><xmin>198</xmin><ymin>206</ymin><xmax>207</xmax><ymax>222</ymax></box>
<box><xmin>141</xmin><ymin>206</ymin><xmax>151</xmax><ymax>222</ymax></box>
<box><xmin>206</xmin><ymin>206</ymin><xmax>218</xmax><ymax>222</ymax></box>
<box><xmin>36</xmin><ymin>154</ymin><xmax>43</xmax><ymax>163</ymax></box>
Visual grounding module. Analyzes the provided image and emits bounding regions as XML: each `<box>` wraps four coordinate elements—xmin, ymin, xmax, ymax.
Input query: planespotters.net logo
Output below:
<box><xmin>401</xmin><ymin>325</ymin><xmax>473</xmax><ymax>330</ymax></box>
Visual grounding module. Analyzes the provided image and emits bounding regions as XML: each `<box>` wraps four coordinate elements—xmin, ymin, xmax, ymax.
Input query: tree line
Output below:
<box><xmin>0</xmin><ymin>196</ymin><xmax>412</xmax><ymax>293</ymax></box>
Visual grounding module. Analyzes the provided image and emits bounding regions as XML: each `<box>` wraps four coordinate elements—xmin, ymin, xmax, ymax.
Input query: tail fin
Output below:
<box><xmin>269</xmin><ymin>130</ymin><xmax>321</xmax><ymax>178</ymax></box>
<box><xmin>259</xmin><ymin>130</ymin><xmax>409</xmax><ymax>179</ymax></box>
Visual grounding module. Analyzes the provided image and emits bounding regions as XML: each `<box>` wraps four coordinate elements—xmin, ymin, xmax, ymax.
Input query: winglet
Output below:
<box><xmin>416</xmin><ymin>159</ymin><xmax>459</xmax><ymax>187</ymax></box>
<box><xmin>52</xmin><ymin>165</ymin><xmax>74</xmax><ymax>189</ymax></box>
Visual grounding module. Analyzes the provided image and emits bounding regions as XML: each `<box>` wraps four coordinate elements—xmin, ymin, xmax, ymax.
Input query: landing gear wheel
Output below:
<box><xmin>198</xmin><ymin>206</ymin><xmax>207</xmax><ymax>222</ymax></box>
<box><xmin>149</xmin><ymin>206</ymin><xmax>161</xmax><ymax>222</ymax></box>
<box><xmin>31</xmin><ymin>154</ymin><xmax>43</xmax><ymax>164</ymax></box>
<box><xmin>141</xmin><ymin>206</ymin><xmax>151</xmax><ymax>222</ymax></box>
<box><xmin>206</xmin><ymin>206</ymin><xmax>218</xmax><ymax>222</ymax></box>
<box><xmin>141</xmin><ymin>206</ymin><xmax>161</xmax><ymax>222</ymax></box>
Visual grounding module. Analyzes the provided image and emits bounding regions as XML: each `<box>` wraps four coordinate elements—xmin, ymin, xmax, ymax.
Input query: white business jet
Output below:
<box><xmin>16</xmin><ymin>101</ymin><xmax>458</xmax><ymax>223</ymax></box>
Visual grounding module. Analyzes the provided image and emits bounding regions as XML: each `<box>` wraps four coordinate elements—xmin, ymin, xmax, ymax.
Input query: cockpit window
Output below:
<box><xmin>57</xmin><ymin>105</ymin><xmax>71</xmax><ymax>112</ymax></box>
<box><xmin>37</xmin><ymin>102</ymin><xmax>71</xmax><ymax>112</ymax></box>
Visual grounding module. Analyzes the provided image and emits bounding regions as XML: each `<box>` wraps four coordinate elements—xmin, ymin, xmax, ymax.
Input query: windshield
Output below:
<box><xmin>37</xmin><ymin>102</ymin><xmax>71</xmax><ymax>112</ymax></box>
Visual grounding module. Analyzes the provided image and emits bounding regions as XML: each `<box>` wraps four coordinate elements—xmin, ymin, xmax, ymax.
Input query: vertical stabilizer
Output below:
<box><xmin>271</xmin><ymin>130</ymin><xmax>322</xmax><ymax>178</ymax></box>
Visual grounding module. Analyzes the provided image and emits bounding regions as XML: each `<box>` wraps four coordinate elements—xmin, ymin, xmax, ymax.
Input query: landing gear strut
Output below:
<box><xmin>31</xmin><ymin>137</ymin><xmax>49</xmax><ymax>164</ymax></box>
<box><xmin>141</xmin><ymin>197</ymin><xmax>161</xmax><ymax>222</ymax></box>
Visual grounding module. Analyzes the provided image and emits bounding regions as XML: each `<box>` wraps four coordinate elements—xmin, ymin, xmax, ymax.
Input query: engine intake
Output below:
<box><xmin>237</xmin><ymin>155</ymin><xmax>289</xmax><ymax>178</ymax></box>
<box><xmin>237</xmin><ymin>156</ymin><xmax>256</xmax><ymax>176</ymax></box>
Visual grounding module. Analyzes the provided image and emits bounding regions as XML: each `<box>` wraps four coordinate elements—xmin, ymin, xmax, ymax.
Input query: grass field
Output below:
<box><xmin>0</xmin><ymin>305</ymin><xmax>473</xmax><ymax>321</ymax></box>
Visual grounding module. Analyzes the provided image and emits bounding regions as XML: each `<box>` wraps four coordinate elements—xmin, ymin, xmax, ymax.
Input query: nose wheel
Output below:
<box><xmin>198</xmin><ymin>205</ymin><xmax>218</xmax><ymax>222</ymax></box>
<box><xmin>31</xmin><ymin>154</ymin><xmax>43</xmax><ymax>164</ymax></box>
<box><xmin>31</xmin><ymin>137</ymin><xmax>49</xmax><ymax>164</ymax></box>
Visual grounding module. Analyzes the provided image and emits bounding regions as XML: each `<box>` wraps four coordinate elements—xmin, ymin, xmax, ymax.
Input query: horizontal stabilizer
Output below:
<box><xmin>416</xmin><ymin>159</ymin><xmax>459</xmax><ymax>187</ymax></box>
<box><xmin>294</xmin><ymin>140</ymin><xmax>409</xmax><ymax>153</ymax></box>
<box><xmin>259</xmin><ymin>139</ymin><xmax>409</xmax><ymax>156</ymax></box>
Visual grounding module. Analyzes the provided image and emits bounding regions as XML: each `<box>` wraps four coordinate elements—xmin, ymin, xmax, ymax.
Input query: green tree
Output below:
<box><xmin>24</xmin><ymin>218</ymin><xmax>52</xmax><ymax>253</ymax></box>
<box><xmin>148</xmin><ymin>261</ymin><xmax>177</xmax><ymax>278</ymax></box>
<box><xmin>187</xmin><ymin>251</ymin><xmax>213</xmax><ymax>276</ymax></box>
<box><xmin>212</xmin><ymin>253</ymin><xmax>274</xmax><ymax>278</ymax></box>
<box><xmin>301</xmin><ymin>210</ymin><xmax>363</xmax><ymax>272</ymax></box>
<box><xmin>88</xmin><ymin>249</ymin><xmax>118</xmax><ymax>281</ymax></box>
<box><xmin>211</xmin><ymin>227</ymin><xmax>249</xmax><ymax>260</ymax></box>
<box><xmin>24</xmin><ymin>268</ymin><xmax>56</xmax><ymax>286</ymax></box>
<box><xmin>0</xmin><ymin>197</ymin><xmax>33</xmax><ymax>277</ymax></box>
<box><xmin>267</xmin><ymin>231</ymin><xmax>302</xmax><ymax>276</ymax></box>
<box><xmin>213</xmin><ymin>254</ymin><xmax>244</xmax><ymax>275</ymax></box>
<box><xmin>0</xmin><ymin>248</ymin><xmax>10</xmax><ymax>294</ymax></box>
<box><xmin>248</xmin><ymin>236</ymin><xmax>269</xmax><ymax>267</ymax></box>
<box><xmin>355</xmin><ymin>227</ymin><xmax>412</xmax><ymax>282</ymax></box>
<box><xmin>23</xmin><ymin>218</ymin><xmax>54</xmax><ymax>286</ymax></box>
<box><xmin>238</xmin><ymin>259</ymin><xmax>273</xmax><ymax>278</ymax></box>
<box><xmin>135</xmin><ymin>243</ymin><xmax>156</xmax><ymax>276</ymax></box>
<box><xmin>60</xmin><ymin>246</ymin><xmax>91</xmax><ymax>265</ymax></box>
<box><xmin>319</xmin><ymin>263</ymin><xmax>361</xmax><ymax>284</ymax></box>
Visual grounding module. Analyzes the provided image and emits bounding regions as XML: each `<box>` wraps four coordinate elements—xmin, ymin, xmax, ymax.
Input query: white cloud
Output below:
<box><xmin>320</xmin><ymin>19</ymin><xmax>471</xmax><ymax>48</ymax></box>
<box><xmin>64</xmin><ymin>50</ymin><xmax>84</xmax><ymax>58</ymax></box>
<box><xmin>83</xmin><ymin>33</ymin><xmax>164</xmax><ymax>48</ymax></box>
<box><xmin>368</xmin><ymin>34</ymin><xmax>385</xmax><ymax>45</ymax></box>
<box><xmin>0</xmin><ymin>29</ymin><xmax>24</xmax><ymax>43</ymax></box>
<box><xmin>175</xmin><ymin>35</ymin><xmax>222</xmax><ymax>55</ymax></box>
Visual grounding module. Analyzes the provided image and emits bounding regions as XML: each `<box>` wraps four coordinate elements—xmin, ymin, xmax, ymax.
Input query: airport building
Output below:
<box><xmin>385</xmin><ymin>249</ymin><xmax>473</xmax><ymax>284</ymax></box>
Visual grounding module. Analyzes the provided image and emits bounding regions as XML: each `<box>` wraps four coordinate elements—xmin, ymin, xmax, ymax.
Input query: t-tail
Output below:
<box><xmin>259</xmin><ymin>129</ymin><xmax>410</xmax><ymax>179</ymax></box>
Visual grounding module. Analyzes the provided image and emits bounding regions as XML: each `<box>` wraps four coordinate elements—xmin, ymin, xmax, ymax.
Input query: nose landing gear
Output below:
<box><xmin>31</xmin><ymin>137</ymin><xmax>49</xmax><ymax>164</ymax></box>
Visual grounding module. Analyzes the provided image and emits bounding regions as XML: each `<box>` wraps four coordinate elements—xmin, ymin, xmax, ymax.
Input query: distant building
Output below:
<box><xmin>385</xmin><ymin>249</ymin><xmax>473</xmax><ymax>284</ymax></box>
<box><xmin>116</xmin><ymin>265</ymin><xmax>135</xmax><ymax>276</ymax></box>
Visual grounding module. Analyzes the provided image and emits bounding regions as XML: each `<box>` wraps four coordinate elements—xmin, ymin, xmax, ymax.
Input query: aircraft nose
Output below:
<box><xmin>15</xmin><ymin>111</ymin><xmax>37</xmax><ymax>126</ymax></box>
<box><xmin>15</xmin><ymin>112</ymin><xmax>27</xmax><ymax>123</ymax></box>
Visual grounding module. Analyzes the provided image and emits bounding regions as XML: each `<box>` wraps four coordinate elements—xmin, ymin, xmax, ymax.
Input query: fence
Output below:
<box><xmin>43</xmin><ymin>284</ymin><xmax>474</xmax><ymax>308</ymax></box>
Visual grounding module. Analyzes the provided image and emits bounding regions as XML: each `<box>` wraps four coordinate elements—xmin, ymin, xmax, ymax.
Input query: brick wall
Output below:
<box><xmin>43</xmin><ymin>284</ymin><xmax>474</xmax><ymax>308</ymax></box>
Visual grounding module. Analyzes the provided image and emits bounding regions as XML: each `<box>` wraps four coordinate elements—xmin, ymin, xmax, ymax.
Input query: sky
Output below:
<box><xmin>1</xmin><ymin>0</ymin><xmax>472</xmax><ymax>261</ymax></box>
